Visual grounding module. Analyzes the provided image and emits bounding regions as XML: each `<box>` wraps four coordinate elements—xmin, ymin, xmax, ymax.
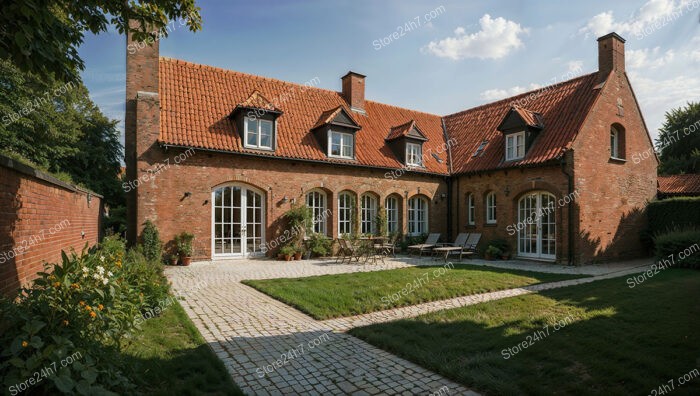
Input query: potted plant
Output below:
<box><xmin>175</xmin><ymin>232</ymin><xmax>195</xmax><ymax>266</ymax></box>
<box><xmin>279</xmin><ymin>245</ymin><xmax>295</xmax><ymax>261</ymax></box>
<box><xmin>293</xmin><ymin>248</ymin><xmax>303</xmax><ymax>260</ymax></box>
<box><xmin>488</xmin><ymin>238</ymin><xmax>511</xmax><ymax>260</ymax></box>
<box><xmin>308</xmin><ymin>233</ymin><xmax>332</xmax><ymax>257</ymax></box>
<box><xmin>168</xmin><ymin>254</ymin><xmax>178</xmax><ymax>266</ymax></box>
<box><xmin>484</xmin><ymin>245</ymin><xmax>502</xmax><ymax>260</ymax></box>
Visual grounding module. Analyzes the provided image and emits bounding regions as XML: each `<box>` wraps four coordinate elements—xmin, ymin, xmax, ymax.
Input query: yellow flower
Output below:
<box><xmin>97</xmin><ymin>304</ymin><xmax>104</xmax><ymax>311</ymax></box>
<box><xmin>21</xmin><ymin>341</ymin><xmax>28</xmax><ymax>348</ymax></box>
<box><xmin>53</xmin><ymin>282</ymin><xmax>61</xmax><ymax>288</ymax></box>
<box><xmin>62</xmin><ymin>320</ymin><xmax>69</xmax><ymax>326</ymax></box>
<box><xmin>85</xmin><ymin>305</ymin><xmax>92</xmax><ymax>311</ymax></box>
<box><xmin>139</xmin><ymin>293</ymin><xmax>144</xmax><ymax>297</ymax></box>
<box><xmin>79</xmin><ymin>301</ymin><xmax>85</xmax><ymax>307</ymax></box>
<box><xmin>115</xmin><ymin>261</ymin><xmax>122</xmax><ymax>268</ymax></box>
<box><xmin>89</xmin><ymin>311</ymin><xmax>97</xmax><ymax>318</ymax></box>
<box><xmin>70</xmin><ymin>283</ymin><xmax>79</xmax><ymax>290</ymax></box>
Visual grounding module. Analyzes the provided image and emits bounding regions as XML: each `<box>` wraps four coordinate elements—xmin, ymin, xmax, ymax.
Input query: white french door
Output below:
<box><xmin>517</xmin><ymin>192</ymin><xmax>556</xmax><ymax>260</ymax></box>
<box><xmin>212</xmin><ymin>185</ymin><xmax>265</xmax><ymax>258</ymax></box>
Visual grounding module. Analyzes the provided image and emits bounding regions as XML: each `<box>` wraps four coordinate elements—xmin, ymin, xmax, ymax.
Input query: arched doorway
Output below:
<box><xmin>517</xmin><ymin>191</ymin><xmax>556</xmax><ymax>260</ymax></box>
<box><xmin>212</xmin><ymin>184</ymin><xmax>265</xmax><ymax>258</ymax></box>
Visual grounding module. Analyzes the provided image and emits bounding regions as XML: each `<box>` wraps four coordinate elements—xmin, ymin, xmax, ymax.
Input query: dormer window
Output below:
<box><xmin>505</xmin><ymin>131</ymin><xmax>525</xmax><ymax>161</ymax></box>
<box><xmin>230</xmin><ymin>90</ymin><xmax>282</xmax><ymax>152</ymax></box>
<box><xmin>329</xmin><ymin>130</ymin><xmax>354</xmax><ymax>159</ymax></box>
<box><xmin>244</xmin><ymin>117</ymin><xmax>274</xmax><ymax>150</ymax></box>
<box><xmin>497</xmin><ymin>106</ymin><xmax>544</xmax><ymax>162</ymax></box>
<box><xmin>406</xmin><ymin>142</ymin><xmax>422</xmax><ymax>166</ymax></box>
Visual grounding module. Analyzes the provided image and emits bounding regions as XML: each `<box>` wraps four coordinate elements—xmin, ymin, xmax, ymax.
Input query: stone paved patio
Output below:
<box><xmin>165</xmin><ymin>256</ymin><xmax>654</xmax><ymax>395</ymax></box>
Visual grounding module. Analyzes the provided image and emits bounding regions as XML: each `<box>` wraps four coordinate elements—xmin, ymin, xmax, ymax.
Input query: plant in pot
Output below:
<box><xmin>308</xmin><ymin>233</ymin><xmax>332</xmax><ymax>258</ymax></box>
<box><xmin>484</xmin><ymin>245</ymin><xmax>502</xmax><ymax>261</ymax></box>
<box><xmin>168</xmin><ymin>254</ymin><xmax>179</xmax><ymax>266</ymax></box>
<box><xmin>293</xmin><ymin>248</ymin><xmax>303</xmax><ymax>260</ymax></box>
<box><xmin>279</xmin><ymin>245</ymin><xmax>295</xmax><ymax>261</ymax></box>
<box><xmin>175</xmin><ymin>232</ymin><xmax>195</xmax><ymax>266</ymax></box>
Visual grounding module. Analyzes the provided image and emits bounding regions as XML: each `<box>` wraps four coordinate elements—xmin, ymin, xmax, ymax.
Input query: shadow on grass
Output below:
<box><xmin>349</xmin><ymin>269</ymin><xmax>700</xmax><ymax>395</ymax></box>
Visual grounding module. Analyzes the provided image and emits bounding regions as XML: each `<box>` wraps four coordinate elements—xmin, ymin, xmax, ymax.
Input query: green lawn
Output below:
<box><xmin>242</xmin><ymin>264</ymin><xmax>587</xmax><ymax>320</ymax></box>
<box><xmin>349</xmin><ymin>269</ymin><xmax>700</xmax><ymax>395</ymax></box>
<box><xmin>122</xmin><ymin>300</ymin><xmax>244</xmax><ymax>395</ymax></box>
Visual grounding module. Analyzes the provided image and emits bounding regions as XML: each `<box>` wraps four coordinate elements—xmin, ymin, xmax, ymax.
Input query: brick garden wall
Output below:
<box><xmin>0</xmin><ymin>155</ymin><xmax>102</xmax><ymax>297</ymax></box>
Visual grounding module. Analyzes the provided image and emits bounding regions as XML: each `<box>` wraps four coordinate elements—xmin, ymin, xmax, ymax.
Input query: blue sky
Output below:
<box><xmin>79</xmin><ymin>0</ymin><xmax>700</xmax><ymax>145</ymax></box>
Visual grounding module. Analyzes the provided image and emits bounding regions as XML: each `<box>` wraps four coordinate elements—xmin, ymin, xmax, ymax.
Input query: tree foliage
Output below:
<box><xmin>0</xmin><ymin>0</ymin><xmax>202</xmax><ymax>81</ymax></box>
<box><xmin>656</xmin><ymin>102</ymin><xmax>700</xmax><ymax>175</ymax></box>
<box><xmin>0</xmin><ymin>60</ymin><xmax>123</xmax><ymax>208</ymax></box>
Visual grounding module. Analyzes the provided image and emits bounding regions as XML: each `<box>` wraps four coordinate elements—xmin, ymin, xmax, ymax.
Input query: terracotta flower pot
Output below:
<box><xmin>284</xmin><ymin>254</ymin><xmax>292</xmax><ymax>261</ymax></box>
<box><xmin>180</xmin><ymin>256</ymin><xmax>192</xmax><ymax>266</ymax></box>
<box><xmin>293</xmin><ymin>252</ymin><xmax>303</xmax><ymax>260</ymax></box>
<box><xmin>169</xmin><ymin>256</ymin><xmax>178</xmax><ymax>266</ymax></box>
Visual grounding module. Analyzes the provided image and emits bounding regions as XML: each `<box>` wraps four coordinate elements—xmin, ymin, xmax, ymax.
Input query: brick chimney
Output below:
<box><xmin>341</xmin><ymin>71</ymin><xmax>366</xmax><ymax>113</ymax></box>
<box><xmin>125</xmin><ymin>21</ymin><xmax>160</xmax><ymax>244</ymax></box>
<box><xmin>597</xmin><ymin>32</ymin><xmax>625</xmax><ymax>83</ymax></box>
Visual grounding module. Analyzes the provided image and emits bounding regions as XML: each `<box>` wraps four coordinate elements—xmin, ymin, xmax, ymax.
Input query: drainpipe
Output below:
<box><xmin>560</xmin><ymin>152</ymin><xmax>575</xmax><ymax>266</ymax></box>
<box><xmin>441</xmin><ymin>118</ymin><xmax>454</xmax><ymax>242</ymax></box>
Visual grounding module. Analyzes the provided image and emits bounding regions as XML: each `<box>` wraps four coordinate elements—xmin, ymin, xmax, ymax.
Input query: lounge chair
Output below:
<box><xmin>408</xmin><ymin>233</ymin><xmax>441</xmax><ymax>257</ymax></box>
<box><xmin>432</xmin><ymin>233</ymin><xmax>469</xmax><ymax>261</ymax></box>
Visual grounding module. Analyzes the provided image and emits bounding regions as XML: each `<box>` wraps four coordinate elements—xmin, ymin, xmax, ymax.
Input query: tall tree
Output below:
<box><xmin>0</xmin><ymin>0</ymin><xmax>201</xmax><ymax>81</ymax></box>
<box><xmin>656</xmin><ymin>102</ymin><xmax>700</xmax><ymax>175</ymax></box>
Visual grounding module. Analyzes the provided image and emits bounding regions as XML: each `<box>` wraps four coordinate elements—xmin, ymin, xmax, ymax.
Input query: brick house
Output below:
<box><xmin>125</xmin><ymin>31</ymin><xmax>657</xmax><ymax>265</ymax></box>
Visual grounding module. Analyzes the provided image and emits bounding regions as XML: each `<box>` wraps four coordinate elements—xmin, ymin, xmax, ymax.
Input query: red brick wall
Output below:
<box><xmin>452</xmin><ymin>166</ymin><xmax>571</xmax><ymax>263</ymax></box>
<box><xmin>0</xmin><ymin>159</ymin><xmax>102</xmax><ymax>297</ymax></box>
<box><xmin>571</xmin><ymin>69</ymin><xmax>658</xmax><ymax>263</ymax></box>
<box><xmin>133</xmin><ymin>141</ymin><xmax>449</xmax><ymax>259</ymax></box>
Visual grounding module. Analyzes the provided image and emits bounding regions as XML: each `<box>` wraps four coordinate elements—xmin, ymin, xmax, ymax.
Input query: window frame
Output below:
<box><xmin>337</xmin><ymin>192</ymin><xmax>353</xmax><ymax>236</ymax></box>
<box><xmin>385</xmin><ymin>196</ymin><xmax>399</xmax><ymax>234</ymax></box>
<box><xmin>467</xmin><ymin>193</ymin><xmax>475</xmax><ymax>226</ymax></box>
<box><xmin>610</xmin><ymin>127</ymin><xmax>620</xmax><ymax>159</ymax></box>
<box><xmin>243</xmin><ymin>117</ymin><xmax>274</xmax><ymax>150</ymax></box>
<box><xmin>505</xmin><ymin>131</ymin><xmax>525</xmax><ymax>161</ymax></box>
<box><xmin>360</xmin><ymin>194</ymin><xmax>378</xmax><ymax>235</ymax></box>
<box><xmin>306</xmin><ymin>190</ymin><xmax>327</xmax><ymax>235</ymax></box>
<box><xmin>328</xmin><ymin>130</ymin><xmax>354</xmax><ymax>159</ymax></box>
<box><xmin>405</xmin><ymin>142</ymin><xmax>423</xmax><ymax>166</ymax></box>
<box><xmin>407</xmin><ymin>196</ymin><xmax>428</xmax><ymax>236</ymax></box>
<box><xmin>486</xmin><ymin>192</ymin><xmax>497</xmax><ymax>224</ymax></box>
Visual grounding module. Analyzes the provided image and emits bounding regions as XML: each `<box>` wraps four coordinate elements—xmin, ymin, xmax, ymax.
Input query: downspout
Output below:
<box><xmin>442</xmin><ymin>118</ymin><xmax>454</xmax><ymax>241</ymax></box>
<box><xmin>560</xmin><ymin>151</ymin><xmax>575</xmax><ymax>266</ymax></box>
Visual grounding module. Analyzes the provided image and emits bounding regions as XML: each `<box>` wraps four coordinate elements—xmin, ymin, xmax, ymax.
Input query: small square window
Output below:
<box><xmin>244</xmin><ymin>117</ymin><xmax>273</xmax><ymax>150</ymax></box>
<box><xmin>329</xmin><ymin>131</ymin><xmax>354</xmax><ymax>159</ymax></box>
<box><xmin>406</xmin><ymin>143</ymin><xmax>423</xmax><ymax>166</ymax></box>
<box><xmin>505</xmin><ymin>132</ymin><xmax>525</xmax><ymax>161</ymax></box>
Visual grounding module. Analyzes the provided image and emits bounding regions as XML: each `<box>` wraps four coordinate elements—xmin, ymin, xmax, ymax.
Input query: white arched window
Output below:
<box><xmin>610</xmin><ymin>126</ymin><xmax>620</xmax><ymax>159</ymax></box>
<box><xmin>361</xmin><ymin>194</ymin><xmax>378</xmax><ymax>234</ymax></box>
<box><xmin>486</xmin><ymin>192</ymin><xmax>497</xmax><ymax>224</ymax></box>
<box><xmin>338</xmin><ymin>192</ymin><xmax>354</xmax><ymax>236</ymax></box>
<box><xmin>306</xmin><ymin>190</ymin><xmax>327</xmax><ymax>235</ymax></box>
<box><xmin>467</xmin><ymin>193</ymin><xmax>475</xmax><ymax>225</ymax></box>
<box><xmin>408</xmin><ymin>196</ymin><xmax>428</xmax><ymax>236</ymax></box>
<box><xmin>385</xmin><ymin>196</ymin><xmax>399</xmax><ymax>234</ymax></box>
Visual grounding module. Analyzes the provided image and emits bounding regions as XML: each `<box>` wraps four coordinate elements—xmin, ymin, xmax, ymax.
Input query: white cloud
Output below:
<box><xmin>422</xmin><ymin>14</ymin><xmax>529</xmax><ymax>60</ymax></box>
<box><xmin>568</xmin><ymin>60</ymin><xmax>584</xmax><ymax>73</ymax></box>
<box><xmin>579</xmin><ymin>0</ymin><xmax>692</xmax><ymax>39</ymax></box>
<box><xmin>479</xmin><ymin>83</ymin><xmax>542</xmax><ymax>101</ymax></box>
<box><xmin>626</xmin><ymin>47</ymin><xmax>675</xmax><ymax>69</ymax></box>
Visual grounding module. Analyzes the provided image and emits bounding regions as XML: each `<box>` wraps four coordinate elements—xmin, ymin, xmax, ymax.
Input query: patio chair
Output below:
<box><xmin>377</xmin><ymin>234</ymin><xmax>399</xmax><ymax>257</ymax></box>
<box><xmin>337</xmin><ymin>238</ymin><xmax>363</xmax><ymax>263</ymax></box>
<box><xmin>407</xmin><ymin>233</ymin><xmax>441</xmax><ymax>257</ymax></box>
<box><xmin>432</xmin><ymin>233</ymin><xmax>469</xmax><ymax>261</ymax></box>
<box><xmin>456</xmin><ymin>233</ymin><xmax>482</xmax><ymax>261</ymax></box>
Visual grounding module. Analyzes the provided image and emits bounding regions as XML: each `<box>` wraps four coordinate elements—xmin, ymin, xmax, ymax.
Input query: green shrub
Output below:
<box><xmin>399</xmin><ymin>234</ymin><xmax>427</xmax><ymax>252</ymax></box>
<box><xmin>307</xmin><ymin>233</ymin><xmax>332</xmax><ymax>257</ymax></box>
<box><xmin>174</xmin><ymin>232</ymin><xmax>195</xmax><ymax>257</ymax></box>
<box><xmin>279</xmin><ymin>245</ymin><xmax>295</xmax><ymax>256</ymax></box>
<box><xmin>654</xmin><ymin>229</ymin><xmax>700</xmax><ymax>268</ymax></box>
<box><xmin>647</xmin><ymin>197</ymin><xmax>700</xmax><ymax>235</ymax></box>
<box><xmin>0</xmin><ymin>235</ymin><xmax>172</xmax><ymax>394</ymax></box>
<box><xmin>485</xmin><ymin>245</ymin><xmax>503</xmax><ymax>257</ymax></box>
<box><xmin>487</xmin><ymin>238</ymin><xmax>510</xmax><ymax>254</ymax></box>
<box><xmin>141</xmin><ymin>220</ymin><xmax>162</xmax><ymax>263</ymax></box>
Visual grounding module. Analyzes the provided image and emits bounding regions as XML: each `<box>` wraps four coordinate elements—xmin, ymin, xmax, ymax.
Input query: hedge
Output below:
<box><xmin>647</xmin><ymin>197</ymin><xmax>700</xmax><ymax>235</ymax></box>
<box><xmin>654</xmin><ymin>229</ymin><xmax>700</xmax><ymax>269</ymax></box>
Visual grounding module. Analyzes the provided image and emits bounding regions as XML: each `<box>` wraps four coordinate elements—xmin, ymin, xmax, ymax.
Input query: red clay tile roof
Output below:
<box><xmin>385</xmin><ymin>120</ymin><xmax>427</xmax><ymax>142</ymax></box>
<box><xmin>513</xmin><ymin>106</ymin><xmax>544</xmax><ymax>129</ymax></box>
<box><xmin>311</xmin><ymin>106</ymin><xmax>359</xmax><ymax>130</ymax></box>
<box><xmin>444</xmin><ymin>73</ymin><xmax>602</xmax><ymax>174</ymax></box>
<box><xmin>658</xmin><ymin>174</ymin><xmax>700</xmax><ymax>196</ymax></box>
<box><xmin>236</xmin><ymin>90</ymin><xmax>282</xmax><ymax>113</ymax></box>
<box><xmin>159</xmin><ymin>57</ymin><xmax>602</xmax><ymax>176</ymax></box>
<box><xmin>158</xmin><ymin>58</ymin><xmax>449</xmax><ymax>174</ymax></box>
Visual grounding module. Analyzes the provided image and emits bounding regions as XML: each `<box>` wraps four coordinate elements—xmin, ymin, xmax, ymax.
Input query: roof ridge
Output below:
<box><xmin>445</xmin><ymin>72</ymin><xmax>598</xmax><ymax>118</ymax></box>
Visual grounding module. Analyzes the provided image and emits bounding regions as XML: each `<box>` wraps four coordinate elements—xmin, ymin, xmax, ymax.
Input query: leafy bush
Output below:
<box><xmin>141</xmin><ymin>220</ymin><xmax>162</xmax><ymax>263</ymax></box>
<box><xmin>279</xmin><ymin>245</ymin><xmax>295</xmax><ymax>256</ymax></box>
<box><xmin>485</xmin><ymin>245</ymin><xmax>502</xmax><ymax>257</ymax></box>
<box><xmin>0</xmin><ymin>235</ymin><xmax>171</xmax><ymax>394</ymax></box>
<box><xmin>175</xmin><ymin>232</ymin><xmax>194</xmax><ymax>257</ymax></box>
<box><xmin>647</xmin><ymin>197</ymin><xmax>700</xmax><ymax>235</ymax></box>
<box><xmin>654</xmin><ymin>229</ymin><xmax>700</xmax><ymax>268</ymax></box>
<box><xmin>487</xmin><ymin>238</ymin><xmax>510</xmax><ymax>254</ymax></box>
<box><xmin>399</xmin><ymin>234</ymin><xmax>427</xmax><ymax>252</ymax></box>
<box><xmin>307</xmin><ymin>233</ymin><xmax>332</xmax><ymax>257</ymax></box>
